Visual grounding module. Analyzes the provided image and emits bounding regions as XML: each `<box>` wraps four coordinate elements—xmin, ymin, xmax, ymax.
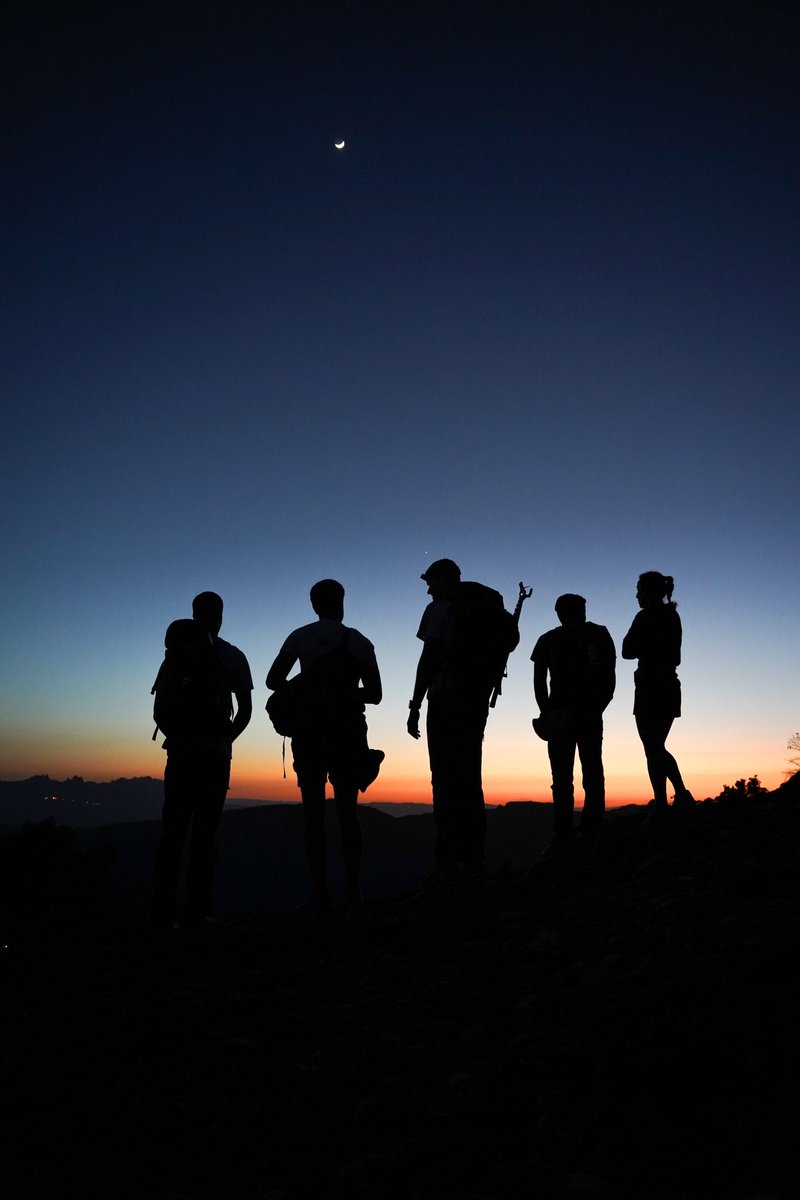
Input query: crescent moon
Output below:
<box><xmin>334</xmin><ymin>140</ymin><xmax>346</xmax><ymax>149</ymax></box>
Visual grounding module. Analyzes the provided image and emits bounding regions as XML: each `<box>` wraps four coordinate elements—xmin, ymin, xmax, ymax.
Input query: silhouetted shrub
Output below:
<box><xmin>714</xmin><ymin>776</ymin><xmax>769</xmax><ymax>806</ymax></box>
<box><xmin>0</xmin><ymin>819</ymin><xmax>115</xmax><ymax>944</ymax></box>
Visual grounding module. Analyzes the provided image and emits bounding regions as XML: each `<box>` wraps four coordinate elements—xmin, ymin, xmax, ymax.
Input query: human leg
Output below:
<box><xmin>547</xmin><ymin>731</ymin><xmax>577</xmax><ymax>840</ymax></box>
<box><xmin>328</xmin><ymin>714</ymin><xmax>368</xmax><ymax>900</ymax></box>
<box><xmin>576</xmin><ymin>714</ymin><xmax>605</xmax><ymax>833</ymax></box>
<box><xmin>184</xmin><ymin>751</ymin><xmax>231</xmax><ymax>924</ymax></box>
<box><xmin>635</xmin><ymin>715</ymin><xmax>681</xmax><ymax>807</ymax></box>
<box><xmin>426</xmin><ymin>692</ymin><xmax>461</xmax><ymax>870</ymax></box>
<box><xmin>293</xmin><ymin>735</ymin><xmax>331</xmax><ymax>905</ymax></box>
<box><xmin>456</xmin><ymin>692</ymin><xmax>489</xmax><ymax>870</ymax></box>
<box><xmin>152</xmin><ymin>752</ymin><xmax>194</xmax><ymax>926</ymax></box>
<box><xmin>333</xmin><ymin>788</ymin><xmax>362</xmax><ymax>902</ymax></box>
<box><xmin>427</xmin><ymin>689</ymin><xmax>488</xmax><ymax>871</ymax></box>
<box><xmin>300</xmin><ymin>785</ymin><xmax>330</xmax><ymax>903</ymax></box>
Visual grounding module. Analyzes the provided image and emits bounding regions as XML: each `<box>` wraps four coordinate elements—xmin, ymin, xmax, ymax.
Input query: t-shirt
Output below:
<box><xmin>212</xmin><ymin>637</ymin><xmax>253</xmax><ymax>758</ymax></box>
<box><xmin>215</xmin><ymin>637</ymin><xmax>254</xmax><ymax>694</ymax></box>
<box><xmin>531</xmin><ymin>622</ymin><xmax>616</xmax><ymax>713</ymax></box>
<box><xmin>416</xmin><ymin>598</ymin><xmax>457</xmax><ymax>696</ymax></box>
<box><xmin>278</xmin><ymin>619</ymin><xmax>378</xmax><ymax>679</ymax></box>
<box><xmin>621</xmin><ymin>607</ymin><xmax>682</xmax><ymax>679</ymax></box>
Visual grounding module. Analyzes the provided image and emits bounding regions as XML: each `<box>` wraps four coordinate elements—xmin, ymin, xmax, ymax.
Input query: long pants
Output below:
<box><xmin>152</xmin><ymin>748</ymin><xmax>231</xmax><ymax>924</ymax></box>
<box><xmin>547</xmin><ymin>712</ymin><xmax>605</xmax><ymax>837</ymax></box>
<box><xmin>426</xmin><ymin>687</ymin><xmax>490</xmax><ymax>871</ymax></box>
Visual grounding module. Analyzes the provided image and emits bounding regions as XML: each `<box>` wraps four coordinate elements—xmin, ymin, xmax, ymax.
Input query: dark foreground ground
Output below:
<box><xmin>3</xmin><ymin>793</ymin><xmax>800</xmax><ymax>1200</ymax></box>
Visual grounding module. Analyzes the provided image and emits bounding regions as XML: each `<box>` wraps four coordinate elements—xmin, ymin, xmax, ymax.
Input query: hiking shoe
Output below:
<box><xmin>672</xmin><ymin>789</ymin><xmax>696</xmax><ymax>812</ymax></box>
<box><xmin>643</xmin><ymin>801</ymin><xmax>670</xmax><ymax>826</ymax></box>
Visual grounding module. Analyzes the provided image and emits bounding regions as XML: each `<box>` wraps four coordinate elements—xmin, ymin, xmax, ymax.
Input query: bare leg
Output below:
<box><xmin>334</xmin><ymin>787</ymin><xmax>362</xmax><ymax>903</ymax></box>
<box><xmin>636</xmin><ymin>715</ymin><xmax>685</xmax><ymax>806</ymax></box>
<box><xmin>300</xmin><ymin>784</ymin><xmax>330</xmax><ymax>904</ymax></box>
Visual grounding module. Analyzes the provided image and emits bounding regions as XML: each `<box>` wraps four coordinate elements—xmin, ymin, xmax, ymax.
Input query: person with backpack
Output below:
<box><xmin>151</xmin><ymin>591</ymin><xmax>253</xmax><ymax>929</ymax></box>
<box><xmin>407</xmin><ymin>559</ymin><xmax>520</xmax><ymax>876</ymax></box>
<box><xmin>266</xmin><ymin>579</ymin><xmax>382</xmax><ymax>909</ymax></box>
<box><xmin>531</xmin><ymin>594</ymin><xmax>616</xmax><ymax>853</ymax></box>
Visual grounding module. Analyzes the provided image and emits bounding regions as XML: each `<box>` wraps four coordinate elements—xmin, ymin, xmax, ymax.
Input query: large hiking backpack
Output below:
<box><xmin>449</xmin><ymin>582</ymin><xmax>521</xmax><ymax>690</ymax></box>
<box><xmin>151</xmin><ymin>619</ymin><xmax>234</xmax><ymax>744</ymax></box>
<box><xmin>265</xmin><ymin>629</ymin><xmax>362</xmax><ymax>739</ymax></box>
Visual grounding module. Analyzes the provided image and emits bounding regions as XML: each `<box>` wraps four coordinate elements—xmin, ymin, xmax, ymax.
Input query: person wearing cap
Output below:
<box><xmin>531</xmin><ymin>594</ymin><xmax>616</xmax><ymax>852</ymax></box>
<box><xmin>407</xmin><ymin>558</ymin><xmax>493</xmax><ymax>875</ymax></box>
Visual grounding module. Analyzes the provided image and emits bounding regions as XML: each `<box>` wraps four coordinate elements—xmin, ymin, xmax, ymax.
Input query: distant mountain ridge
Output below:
<box><xmin>0</xmin><ymin>774</ymin><xmax>168</xmax><ymax>829</ymax></box>
<box><xmin>0</xmin><ymin>775</ymin><xmax>434</xmax><ymax>831</ymax></box>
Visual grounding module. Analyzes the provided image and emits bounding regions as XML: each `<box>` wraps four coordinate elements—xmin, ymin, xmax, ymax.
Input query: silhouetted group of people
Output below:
<box><xmin>150</xmin><ymin>565</ymin><xmax>693</xmax><ymax>928</ymax></box>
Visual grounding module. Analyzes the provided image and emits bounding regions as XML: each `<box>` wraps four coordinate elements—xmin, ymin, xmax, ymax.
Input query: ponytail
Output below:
<box><xmin>664</xmin><ymin>575</ymin><xmax>676</xmax><ymax>607</ymax></box>
<box><xmin>639</xmin><ymin>571</ymin><xmax>677</xmax><ymax>608</ymax></box>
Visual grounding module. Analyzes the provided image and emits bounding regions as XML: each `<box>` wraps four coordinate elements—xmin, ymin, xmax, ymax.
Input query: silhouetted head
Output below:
<box><xmin>555</xmin><ymin>594</ymin><xmax>587</xmax><ymax>627</ymax></box>
<box><xmin>310</xmin><ymin>579</ymin><xmax>345</xmax><ymax>621</ymax></box>
<box><xmin>192</xmin><ymin>591</ymin><xmax>224</xmax><ymax>636</ymax></box>
<box><xmin>636</xmin><ymin>572</ymin><xmax>676</xmax><ymax>609</ymax></box>
<box><xmin>420</xmin><ymin>558</ymin><xmax>461</xmax><ymax>600</ymax></box>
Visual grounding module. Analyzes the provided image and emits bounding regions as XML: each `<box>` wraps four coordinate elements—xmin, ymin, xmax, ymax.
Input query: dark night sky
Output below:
<box><xmin>2</xmin><ymin>2</ymin><xmax>798</xmax><ymax>799</ymax></box>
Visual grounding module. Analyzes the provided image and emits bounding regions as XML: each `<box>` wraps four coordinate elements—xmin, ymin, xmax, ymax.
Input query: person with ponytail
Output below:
<box><xmin>621</xmin><ymin>572</ymin><xmax>695</xmax><ymax>816</ymax></box>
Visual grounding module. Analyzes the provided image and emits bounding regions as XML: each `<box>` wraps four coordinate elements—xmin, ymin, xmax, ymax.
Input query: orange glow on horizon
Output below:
<box><xmin>0</xmin><ymin>735</ymin><xmax>789</xmax><ymax>807</ymax></box>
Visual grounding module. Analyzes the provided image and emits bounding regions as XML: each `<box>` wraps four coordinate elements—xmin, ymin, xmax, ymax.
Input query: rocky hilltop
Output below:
<box><xmin>2</xmin><ymin>783</ymin><xmax>800</xmax><ymax>1200</ymax></box>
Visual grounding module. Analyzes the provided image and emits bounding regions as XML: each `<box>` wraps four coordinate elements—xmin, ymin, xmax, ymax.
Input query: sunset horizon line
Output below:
<box><xmin>2</xmin><ymin>767</ymin><xmax>785</xmax><ymax>811</ymax></box>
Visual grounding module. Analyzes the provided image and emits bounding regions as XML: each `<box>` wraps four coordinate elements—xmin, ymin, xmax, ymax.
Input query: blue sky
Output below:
<box><xmin>2</xmin><ymin>1</ymin><xmax>798</xmax><ymax>800</ymax></box>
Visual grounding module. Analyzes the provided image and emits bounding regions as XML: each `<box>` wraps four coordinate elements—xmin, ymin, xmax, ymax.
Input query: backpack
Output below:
<box><xmin>151</xmin><ymin>620</ymin><xmax>234</xmax><ymax>745</ymax></box>
<box><xmin>449</xmin><ymin>582</ymin><xmax>521</xmax><ymax>689</ymax></box>
<box><xmin>265</xmin><ymin>629</ymin><xmax>361</xmax><ymax>739</ymax></box>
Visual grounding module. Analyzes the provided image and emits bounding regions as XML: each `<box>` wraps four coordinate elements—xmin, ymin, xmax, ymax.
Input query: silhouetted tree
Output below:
<box><xmin>786</xmin><ymin>732</ymin><xmax>800</xmax><ymax>779</ymax></box>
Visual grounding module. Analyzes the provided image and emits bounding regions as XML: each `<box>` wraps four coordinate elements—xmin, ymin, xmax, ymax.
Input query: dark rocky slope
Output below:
<box><xmin>3</xmin><ymin>790</ymin><xmax>800</xmax><ymax>1200</ymax></box>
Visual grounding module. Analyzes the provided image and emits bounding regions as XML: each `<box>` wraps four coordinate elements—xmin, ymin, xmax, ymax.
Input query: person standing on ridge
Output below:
<box><xmin>266</xmin><ymin>579</ymin><xmax>382</xmax><ymax>909</ymax></box>
<box><xmin>621</xmin><ymin>571</ymin><xmax>695</xmax><ymax>818</ymax></box>
<box><xmin>408</xmin><ymin>558</ymin><xmax>519</xmax><ymax>877</ymax></box>
<box><xmin>531</xmin><ymin>593</ymin><xmax>616</xmax><ymax>852</ymax></box>
<box><xmin>151</xmin><ymin>591</ymin><xmax>253</xmax><ymax>929</ymax></box>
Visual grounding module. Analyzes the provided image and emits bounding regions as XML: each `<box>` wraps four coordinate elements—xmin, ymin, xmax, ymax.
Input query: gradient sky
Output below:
<box><xmin>2</xmin><ymin>2</ymin><xmax>798</xmax><ymax>804</ymax></box>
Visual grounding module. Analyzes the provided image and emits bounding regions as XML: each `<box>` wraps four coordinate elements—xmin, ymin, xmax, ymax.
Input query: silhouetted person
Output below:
<box><xmin>532</xmin><ymin>594</ymin><xmax>616</xmax><ymax>851</ymax></box>
<box><xmin>408</xmin><ymin>559</ymin><xmax>517</xmax><ymax>875</ymax></box>
<box><xmin>151</xmin><ymin>592</ymin><xmax>253</xmax><ymax>929</ymax></box>
<box><xmin>266</xmin><ymin>579</ymin><xmax>382</xmax><ymax>908</ymax></box>
<box><xmin>621</xmin><ymin>572</ymin><xmax>695</xmax><ymax>817</ymax></box>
